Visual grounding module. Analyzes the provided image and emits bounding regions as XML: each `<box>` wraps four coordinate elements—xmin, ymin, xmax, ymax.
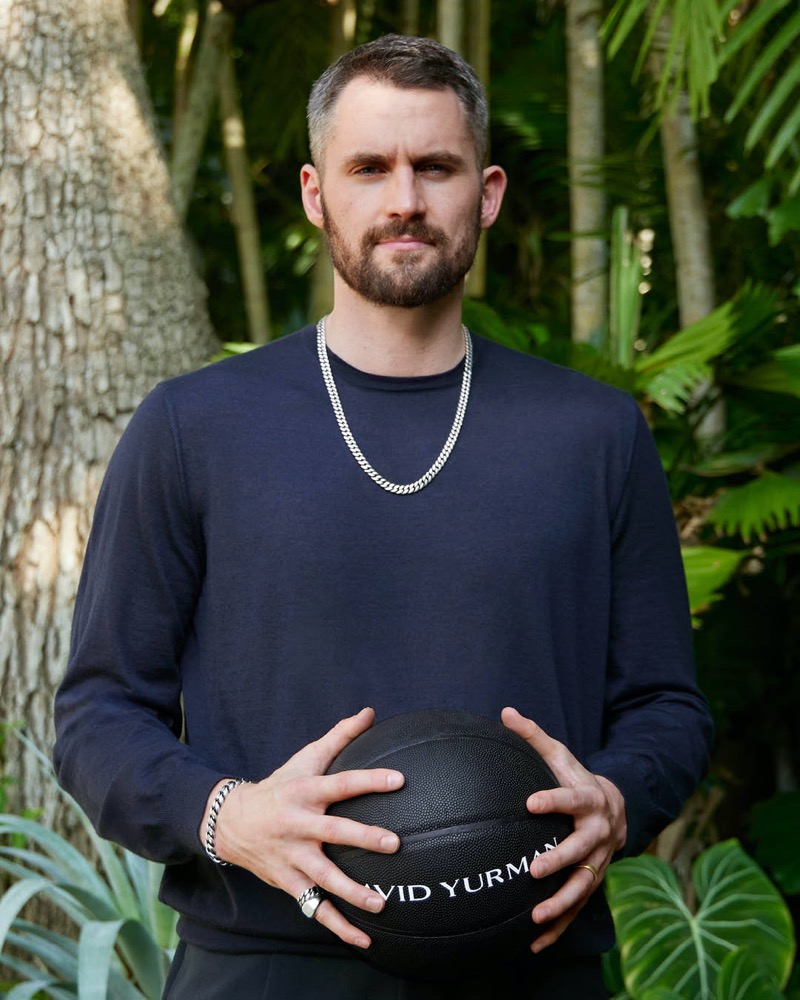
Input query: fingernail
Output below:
<box><xmin>386</xmin><ymin>772</ymin><xmax>403</xmax><ymax>789</ymax></box>
<box><xmin>355</xmin><ymin>935</ymin><xmax>370</xmax><ymax>949</ymax></box>
<box><xmin>366</xmin><ymin>895</ymin><xmax>384</xmax><ymax>912</ymax></box>
<box><xmin>380</xmin><ymin>834</ymin><xmax>400</xmax><ymax>852</ymax></box>
<box><xmin>531</xmin><ymin>940</ymin><xmax>543</xmax><ymax>954</ymax></box>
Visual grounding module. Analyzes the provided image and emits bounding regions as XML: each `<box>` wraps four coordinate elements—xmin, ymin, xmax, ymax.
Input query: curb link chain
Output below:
<box><xmin>316</xmin><ymin>316</ymin><xmax>472</xmax><ymax>496</ymax></box>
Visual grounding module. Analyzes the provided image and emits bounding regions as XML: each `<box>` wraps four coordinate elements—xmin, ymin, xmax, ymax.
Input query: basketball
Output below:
<box><xmin>324</xmin><ymin>708</ymin><xmax>574</xmax><ymax>980</ymax></box>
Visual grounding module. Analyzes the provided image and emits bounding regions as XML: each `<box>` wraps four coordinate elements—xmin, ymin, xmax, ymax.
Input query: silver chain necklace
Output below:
<box><xmin>316</xmin><ymin>316</ymin><xmax>473</xmax><ymax>495</ymax></box>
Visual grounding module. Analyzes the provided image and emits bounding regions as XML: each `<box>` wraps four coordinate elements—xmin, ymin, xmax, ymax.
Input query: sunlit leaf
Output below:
<box><xmin>606</xmin><ymin>840</ymin><xmax>795</xmax><ymax>999</ymax></box>
<box><xmin>636</xmin><ymin>284</ymin><xmax>778</xmax><ymax>375</ymax></box>
<box><xmin>639</xmin><ymin>361</ymin><xmax>712</xmax><ymax>413</ymax></box>
<box><xmin>708</xmin><ymin>469</ymin><xmax>800</xmax><ymax>540</ymax></box>
<box><xmin>681</xmin><ymin>546</ymin><xmax>744</xmax><ymax>616</ymax></box>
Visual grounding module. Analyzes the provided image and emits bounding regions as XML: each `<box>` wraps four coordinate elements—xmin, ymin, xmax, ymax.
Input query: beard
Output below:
<box><xmin>321</xmin><ymin>200</ymin><xmax>483</xmax><ymax>309</ymax></box>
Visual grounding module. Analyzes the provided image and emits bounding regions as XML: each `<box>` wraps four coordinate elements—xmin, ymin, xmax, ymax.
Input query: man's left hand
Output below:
<box><xmin>501</xmin><ymin>706</ymin><xmax>627</xmax><ymax>954</ymax></box>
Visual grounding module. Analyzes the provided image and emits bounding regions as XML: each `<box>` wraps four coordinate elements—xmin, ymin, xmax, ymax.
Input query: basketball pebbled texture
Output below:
<box><xmin>324</xmin><ymin>708</ymin><xmax>574</xmax><ymax>980</ymax></box>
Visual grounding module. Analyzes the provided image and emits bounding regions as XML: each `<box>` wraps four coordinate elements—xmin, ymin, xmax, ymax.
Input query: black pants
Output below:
<box><xmin>163</xmin><ymin>943</ymin><xmax>608</xmax><ymax>999</ymax></box>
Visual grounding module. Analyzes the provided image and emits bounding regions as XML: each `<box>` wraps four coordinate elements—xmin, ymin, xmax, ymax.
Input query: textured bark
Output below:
<box><xmin>219</xmin><ymin>42</ymin><xmax>272</xmax><ymax>343</ymax></box>
<box><xmin>0</xmin><ymin>0</ymin><xmax>216</xmax><ymax>821</ymax></box>
<box><xmin>660</xmin><ymin>101</ymin><xmax>715</xmax><ymax>328</ymax></box>
<box><xmin>566</xmin><ymin>0</ymin><xmax>607</xmax><ymax>345</ymax></box>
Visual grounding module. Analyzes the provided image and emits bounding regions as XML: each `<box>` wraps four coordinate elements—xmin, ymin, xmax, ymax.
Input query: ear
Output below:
<box><xmin>479</xmin><ymin>165</ymin><xmax>507</xmax><ymax>230</ymax></box>
<box><xmin>300</xmin><ymin>164</ymin><xmax>324</xmax><ymax>230</ymax></box>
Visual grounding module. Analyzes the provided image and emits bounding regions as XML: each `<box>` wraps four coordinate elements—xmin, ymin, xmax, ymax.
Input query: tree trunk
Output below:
<box><xmin>566</xmin><ymin>0</ymin><xmax>607</xmax><ymax>345</ymax></box>
<box><xmin>659</xmin><ymin>101</ymin><xmax>715</xmax><ymax>328</ymax></box>
<box><xmin>170</xmin><ymin>0</ymin><xmax>233</xmax><ymax>222</ymax></box>
<box><xmin>464</xmin><ymin>0</ymin><xmax>490</xmax><ymax>299</ymax></box>
<box><xmin>173</xmin><ymin>0</ymin><xmax>200</xmax><ymax>140</ymax></box>
<box><xmin>648</xmin><ymin>15</ymin><xmax>720</xmax><ymax>437</ymax></box>
<box><xmin>437</xmin><ymin>0</ymin><xmax>464</xmax><ymax>53</ymax></box>
<box><xmin>309</xmin><ymin>0</ymin><xmax>356</xmax><ymax>323</ymax></box>
<box><xmin>219</xmin><ymin>42</ymin><xmax>272</xmax><ymax>343</ymax></box>
<box><xmin>0</xmin><ymin>0</ymin><xmax>216</xmax><ymax>823</ymax></box>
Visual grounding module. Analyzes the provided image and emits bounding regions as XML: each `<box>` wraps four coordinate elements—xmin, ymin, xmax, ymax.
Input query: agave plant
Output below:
<box><xmin>0</xmin><ymin>735</ymin><xmax>177</xmax><ymax>999</ymax></box>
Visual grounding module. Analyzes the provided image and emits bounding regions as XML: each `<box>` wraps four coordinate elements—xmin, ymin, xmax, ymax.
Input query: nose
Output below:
<box><xmin>384</xmin><ymin>166</ymin><xmax>424</xmax><ymax>220</ymax></box>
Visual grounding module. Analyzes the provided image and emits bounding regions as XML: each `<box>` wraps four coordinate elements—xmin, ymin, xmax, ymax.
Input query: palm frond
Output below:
<box><xmin>638</xmin><ymin>360</ymin><xmax>712</xmax><ymax>413</ymax></box>
<box><xmin>602</xmin><ymin>0</ymin><xmax>724</xmax><ymax>118</ymax></box>
<box><xmin>726</xmin><ymin>344</ymin><xmax>800</xmax><ymax>397</ymax></box>
<box><xmin>708</xmin><ymin>468</ymin><xmax>800</xmax><ymax>541</ymax></box>
<box><xmin>681</xmin><ymin>545</ymin><xmax>744</xmax><ymax>616</ymax></box>
<box><xmin>635</xmin><ymin>282</ymin><xmax>778</xmax><ymax>375</ymax></box>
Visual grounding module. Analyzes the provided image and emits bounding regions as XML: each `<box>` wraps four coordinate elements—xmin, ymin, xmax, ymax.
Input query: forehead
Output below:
<box><xmin>324</xmin><ymin>79</ymin><xmax>474</xmax><ymax>163</ymax></box>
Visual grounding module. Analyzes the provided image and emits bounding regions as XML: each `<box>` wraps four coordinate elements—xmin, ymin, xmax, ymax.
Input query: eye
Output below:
<box><xmin>419</xmin><ymin>163</ymin><xmax>453</xmax><ymax>177</ymax></box>
<box><xmin>353</xmin><ymin>165</ymin><xmax>383</xmax><ymax>176</ymax></box>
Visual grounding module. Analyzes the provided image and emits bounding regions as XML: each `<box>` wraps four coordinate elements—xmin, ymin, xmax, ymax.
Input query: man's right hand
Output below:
<box><xmin>199</xmin><ymin>707</ymin><xmax>404</xmax><ymax>949</ymax></box>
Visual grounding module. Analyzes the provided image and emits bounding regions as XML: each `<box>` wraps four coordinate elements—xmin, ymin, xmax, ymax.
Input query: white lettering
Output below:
<box><xmin>463</xmin><ymin>873</ymin><xmax>485</xmax><ymax>894</ymax></box>
<box><xmin>407</xmin><ymin>884</ymin><xmax>432</xmax><ymax>901</ymax></box>
<box><xmin>544</xmin><ymin>838</ymin><xmax>559</xmax><ymax>851</ymax></box>
<box><xmin>506</xmin><ymin>856</ymin><xmax>530</xmax><ymax>878</ymax></box>
<box><xmin>439</xmin><ymin>880</ymin><xmax>459</xmax><ymax>898</ymax></box>
<box><xmin>485</xmin><ymin>868</ymin><xmax>504</xmax><ymax>888</ymax></box>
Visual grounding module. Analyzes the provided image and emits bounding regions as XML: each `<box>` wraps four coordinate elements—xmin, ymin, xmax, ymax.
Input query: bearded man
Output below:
<box><xmin>54</xmin><ymin>34</ymin><xmax>713</xmax><ymax>1000</ymax></box>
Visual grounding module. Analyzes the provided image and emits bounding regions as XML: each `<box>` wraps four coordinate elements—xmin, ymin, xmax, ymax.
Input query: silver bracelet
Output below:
<box><xmin>204</xmin><ymin>777</ymin><xmax>246</xmax><ymax>865</ymax></box>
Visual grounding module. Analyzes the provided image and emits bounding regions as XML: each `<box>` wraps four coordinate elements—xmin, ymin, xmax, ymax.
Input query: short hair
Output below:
<box><xmin>307</xmin><ymin>34</ymin><xmax>488</xmax><ymax>170</ymax></box>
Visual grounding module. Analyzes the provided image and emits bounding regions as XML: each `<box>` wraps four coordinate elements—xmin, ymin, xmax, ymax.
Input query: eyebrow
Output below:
<box><xmin>342</xmin><ymin>151</ymin><xmax>469</xmax><ymax>171</ymax></box>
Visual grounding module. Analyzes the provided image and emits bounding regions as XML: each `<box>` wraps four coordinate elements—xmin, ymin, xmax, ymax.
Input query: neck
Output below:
<box><xmin>323</xmin><ymin>281</ymin><xmax>466</xmax><ymax>377</ymax></box>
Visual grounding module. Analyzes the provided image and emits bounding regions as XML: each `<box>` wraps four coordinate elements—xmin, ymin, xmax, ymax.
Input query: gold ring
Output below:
<box><xmin>577</xmin><ymin>863</ymin><xmax>599</xmax><ymax>884</ymax></box>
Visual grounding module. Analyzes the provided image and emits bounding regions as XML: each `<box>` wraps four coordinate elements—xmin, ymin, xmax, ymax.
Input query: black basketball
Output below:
<box><xmin>324</xmin><ymin>708</ymin><xmax>573</xmax><ymax>980</ymax></box>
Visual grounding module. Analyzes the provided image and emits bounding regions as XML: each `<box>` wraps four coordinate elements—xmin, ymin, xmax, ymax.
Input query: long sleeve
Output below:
<box><xmin>54</xmin><ymin>384</ymin><xmax>223</xmax><ymax>863</ymax></box>
<box><xmin>587</xmin><ymin>405</ymin><xmax>713</xmax><ymax>855</ymax></box>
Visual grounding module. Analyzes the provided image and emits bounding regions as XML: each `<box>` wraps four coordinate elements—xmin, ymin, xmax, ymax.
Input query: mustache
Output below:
<box><xmin>363</xmin><ymin>220</ymin><xmax>448</xmax><ymax>247</ymax></box>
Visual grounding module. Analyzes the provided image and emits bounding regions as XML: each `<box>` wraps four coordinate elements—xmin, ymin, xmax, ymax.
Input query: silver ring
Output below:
<box><xmin>297</xmin><ymin>885</ymin><xmax>326</xmax><ymax>919</ymax></box>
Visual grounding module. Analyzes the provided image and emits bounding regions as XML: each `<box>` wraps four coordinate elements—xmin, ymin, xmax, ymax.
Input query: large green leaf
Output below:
<box><xmin>635</xmin><ymin>284</ymin><xmax>777</xmax><ymax>376</ymax></box>
<box><xmin>681</xmin><ymin>546</ymin><xmax>744</xmax><ymax>616</ymax></box>
<box><xmin>707</xmin><ymin>469</ymin><xmax>800</xmax><ymax>540</ymax></box>
<box><xmin>715</xmin><ymin>948</ymin><xmax>784</xmax><ymax>1000</ymax></box>
<box><xmin>606</xmin><ymin>839</ymin><xmax>795</xmax><ymax>999</ymax></box>
<box><xmin>638</xmin><ymin>361</ymin><xmax>712</xmax><ymax>414</ymax></box>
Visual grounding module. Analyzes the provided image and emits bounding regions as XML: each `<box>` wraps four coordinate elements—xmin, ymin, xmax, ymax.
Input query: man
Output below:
<box><xmin>54</xmin><ymin>34</ymin><xmax>713</xmax><ymax>999</ymax></box>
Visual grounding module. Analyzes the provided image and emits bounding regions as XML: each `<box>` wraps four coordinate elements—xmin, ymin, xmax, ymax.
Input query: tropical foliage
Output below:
<box><xmin>605</xmin><ymin>840</ymin><xmax>796</xmax><ymax>999</ymax></box>
<box><xmin>0</xmin><ymin>737</ymin><xmax>177</xmax><ymax>999</ymax></box>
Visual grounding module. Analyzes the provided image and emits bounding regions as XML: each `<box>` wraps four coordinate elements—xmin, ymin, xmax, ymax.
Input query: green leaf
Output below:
<box><xmin>687</xmin><ymin>444</ymin><xmax>795</xmax><ymax>477</ymax></box>
<box><xmin>750</xmin><ymin>791</ymin><xmax>800</xmax><ymax>896</ymax></box>
<box><xmin>726</xmin><ymin>178</ymin><xmax>773</xmax><ymax>220</ymax></box>
<box><xmin>766</xmin><ymin>196</ymin><xmax>800</xmax><ymax>246</ymax></box>
<box><xmin>681</xmin><ymin>546</ymin><xmax>744</xmax><ymax>616</ymax></box>
<box><xmin>639</xmin><ymin>361</ymin><xmax>712</xmax><ymax>414</ymax></box>
<box><xmin>708</xmin><ymin>470</ymin><xmax>800</xmax><ymax>540</ymax></box>
<box><xmin>635</xmin><ymin>284</ymin><xmax>778</xmax><ymax>375</ymax></box>
<box><xmin>727</xmin><ymin>344</ymin><xmax>800</xmax><ymax>396</ymax></box>
<box><xmin>6</xmin><ymin>980</ymin><xmax>61</xmax><ymax>1000</ymax></box>
<box><xmin>609</xmin><ymin>206</ymin><xmax>643</xmax><ymax>370</ymax></box>
<box><xmin>78</xmin><ymin>919</ymin><xmax>126</xmax><ymax>1000</ymax></box>
<box><xmin>716</xmin><ymin>948</ymin><xmax>784</xmax><ymax>1000</ymax></box>
<box><xmin>606</xmin><ymin>840</ymin><xmax>796</xmax><ymax>998</ymax></box>
<box><xmin>718</xmin><ymin>0</ymin><xmax>793</xmax><ymax>69</ymax></box>
<box><xmin>725</xmin><ymin>9</ymin><xmax>800</xmax><ymax>122</ymax></box>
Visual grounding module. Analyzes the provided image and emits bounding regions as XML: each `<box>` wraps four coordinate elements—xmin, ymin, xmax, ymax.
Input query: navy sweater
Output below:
<box><xmin>54</xmin><ymin>327</ymin><xmax>712</xmax><ymax>957</ymax></box>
